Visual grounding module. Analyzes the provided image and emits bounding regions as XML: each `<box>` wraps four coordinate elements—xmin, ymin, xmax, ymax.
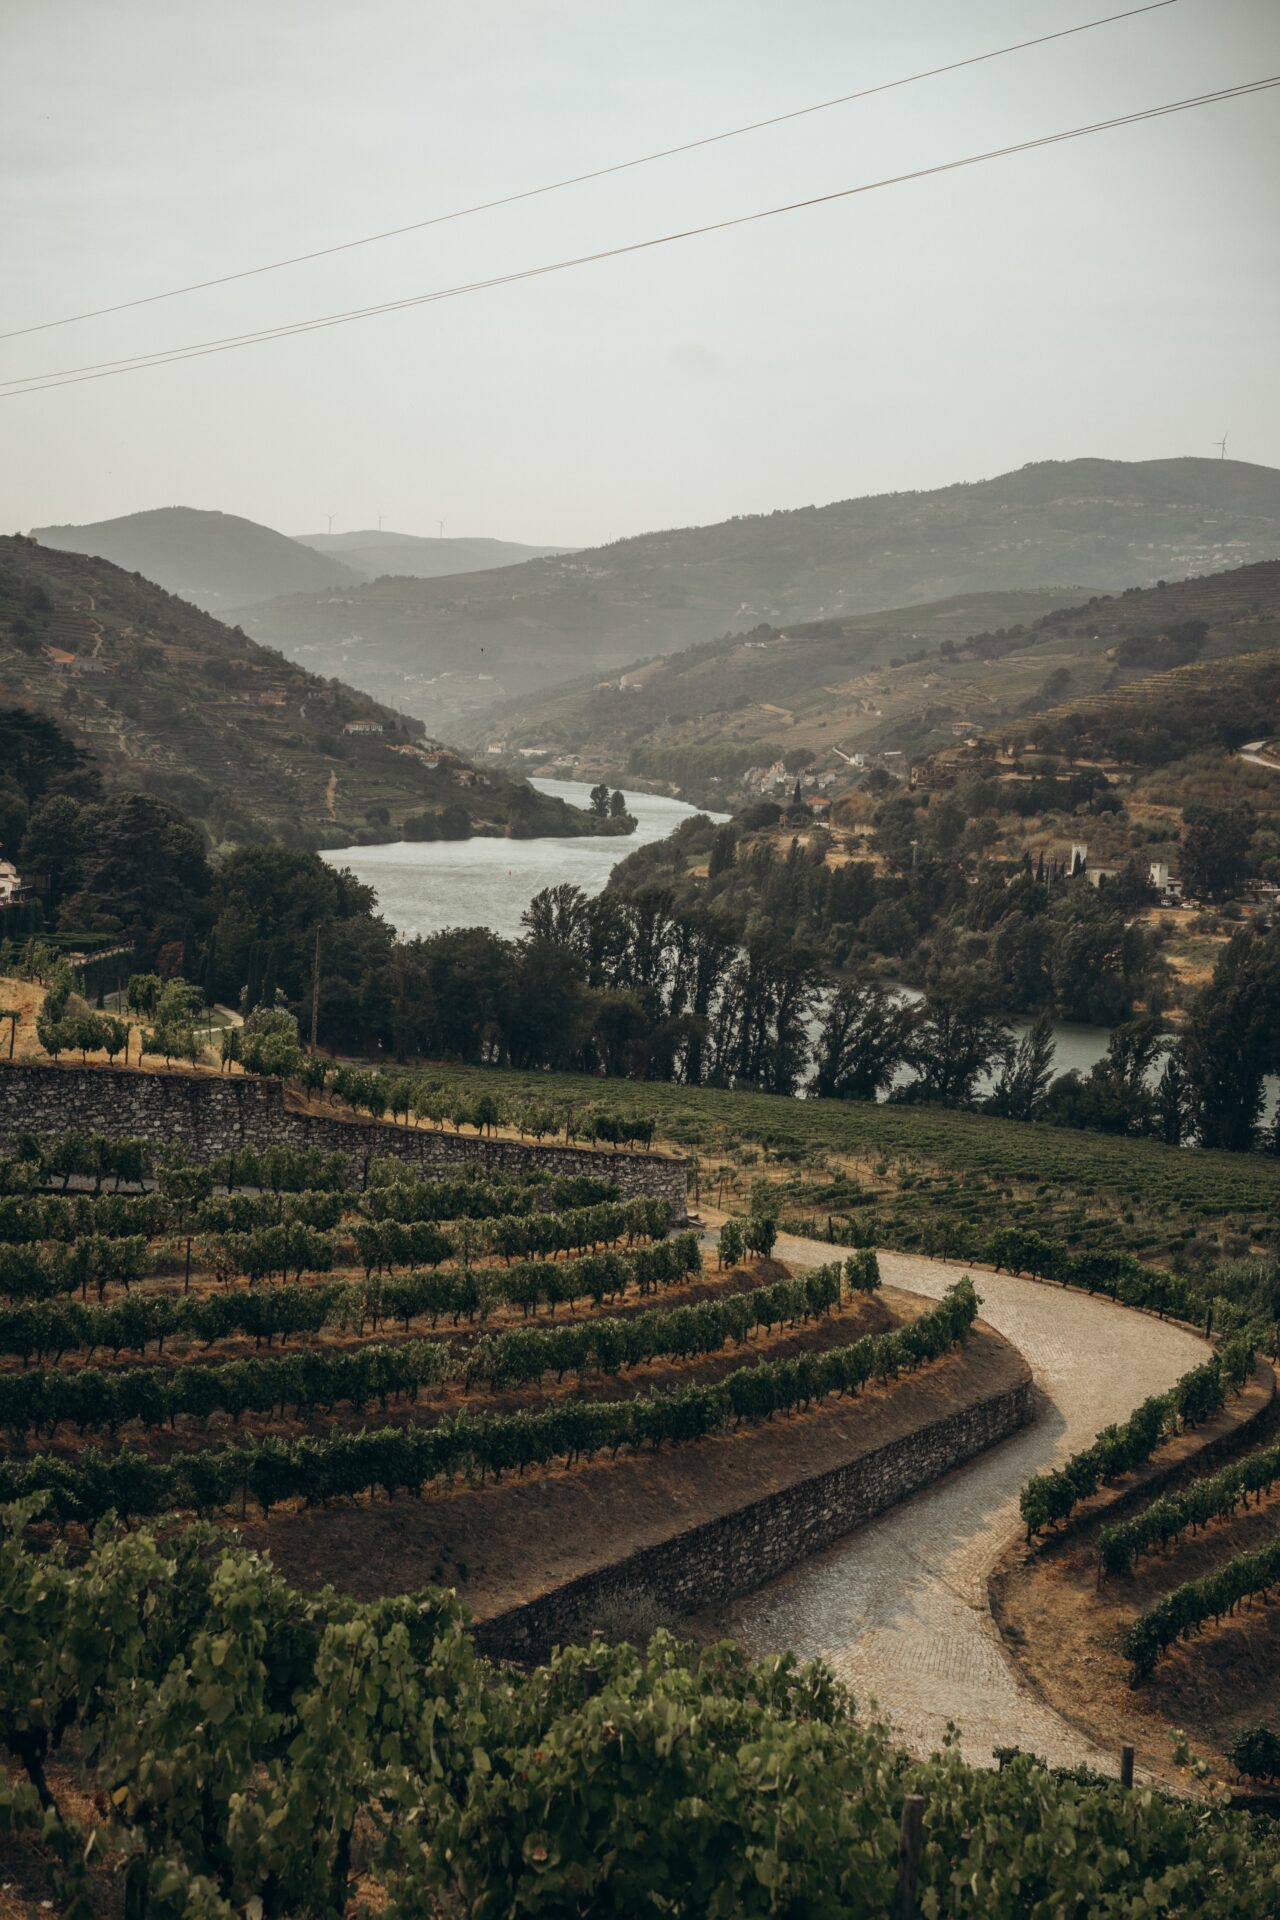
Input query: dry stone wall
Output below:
<box><xmin>0</xmin><ymin>1062</ymin><xmax>688</xmax><ymax>1216</ymax></box>
<box><xmin>473</xmin><ymin>1370</ymin><xmax>1033</xmax><ymax>1660</ymax></box>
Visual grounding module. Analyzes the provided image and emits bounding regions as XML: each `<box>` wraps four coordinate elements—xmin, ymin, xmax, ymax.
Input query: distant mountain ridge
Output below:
<box><xmin>28</xmin><ymin>509</ymin><xmax>571</xmax><ymax>616</ymax></box>
<box><xmin>294</xmin><ymin>530</ymin><xmax>572</xmax><ymax>581</ymax></box>
<box><xmin>30</xmin><ymin>507</ymin><xmax>359</xmax><ymax>613</ymax></box>
<box><xmin>235</xmin><ymin>457</ymin><xmax>1280</xmax><ymax>736</ymax></box>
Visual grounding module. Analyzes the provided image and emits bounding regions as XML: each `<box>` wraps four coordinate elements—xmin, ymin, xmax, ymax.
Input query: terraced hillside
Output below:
<box><xmin>1024</xmin><ymin>646</ymin><xmax>1280</xmax><ymax>764</ymax></box>
<box><xmin>0</xmin><ymin>536</ymin><xmax>602</xmax><ymax>848</ymax></box>
<box><xmin>0</xmin><ymin>1107</ymin><xmax>981</xmax><ymax>1626</ymax></box>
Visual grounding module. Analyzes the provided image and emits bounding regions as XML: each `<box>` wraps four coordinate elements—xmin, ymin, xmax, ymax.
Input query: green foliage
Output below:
<box><xmin>465</xmin><ymin>1262</ymin><xmax>841</xmax><ymax>1391</ymax></box>
<box><xmin>0</xmin><ymin>1338</ymin><xmax>457</xmax><ymax>1441</ymax></box>
<box><xmin>5</xmin><ymin>1501</ymin><xmax>1280</xmax><ymax>1917</ymax></box>
<box><xmin>0</xmin><ymin>1236</ymin><xmax>704</xmax><ymax>1365</ymax></box>
<box><xmin>1230</xmin><ymin>1723</ymin><xmax>1280</xmax><ymax>1782</ymax></box>
<box><xmin>237</xmin><ymin>1005</ymin><xmax>305</xmax><ymax>1078</ymax></box>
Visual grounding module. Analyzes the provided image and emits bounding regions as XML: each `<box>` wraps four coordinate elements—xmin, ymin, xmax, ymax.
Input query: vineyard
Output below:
<box><xmin>0</xmin><ymin>1105</ymin><xmax>1066</xmax><ymax>1913</ymax></box>
<box><xmin>0</xmin><ymin>1123</ymin><xmax>988</xmax><ymax>1585</ymax></box>
<box><xmin>313</xmin><ymin>1058</ymin><xmax>1280</xmax><ymax>1285</ymax></box>
<box><xmin>5</xmin><ymin>1508</ymin><xmax>1280</xmax><ymax>1918</ymax></box>
<box><xmin>7</xmin><ymin>1092</ymin><xmax>1279</xmax><ymax>1908</ymax></box>
<box><xmin>1000</xmin><ymin>1340</ymin><xmax>1280</xmax><ymax>1781</ymax></box>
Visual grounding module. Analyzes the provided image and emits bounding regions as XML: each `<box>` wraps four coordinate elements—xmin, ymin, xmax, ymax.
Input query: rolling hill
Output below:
<box><xmin>294</xmin><ymin>529</ymin><xmax>571</xmax><ymax>580</ymax></box>
<box><xmin>236</xmin><ymin>458</ymin><xmax>1280</xmax><ymax>735</ymax></box>
<box><xmin>0</xmin><ymin>537</ymin><xmax>607</xmax><ymax>850</ymax></box>
<box><xmin>473</xmin><ymin>561</ymin><xmax>1280</xmax><ymax>807</ymax></box>
<box><xmin>29</xmin><ymin>507</ymin><xmax>361</xmax><ymax>614</ymax></box>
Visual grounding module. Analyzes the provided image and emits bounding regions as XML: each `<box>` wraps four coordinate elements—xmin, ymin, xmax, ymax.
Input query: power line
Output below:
<box><xmin>4</xmin><ymin>73</ymin><xmax>1275</xmax><ymax>401</ymax></box>
<box><xmin>0</xmin><ymin>1</ymin><xmax>1180</xmax><ymax>344</ymax></box>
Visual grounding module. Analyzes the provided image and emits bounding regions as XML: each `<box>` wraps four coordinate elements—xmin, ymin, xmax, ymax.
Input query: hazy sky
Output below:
<box><xmin>3</xmin><ymin>0</ymin><xmax>1277</xmax><ymax>548</ymax></box>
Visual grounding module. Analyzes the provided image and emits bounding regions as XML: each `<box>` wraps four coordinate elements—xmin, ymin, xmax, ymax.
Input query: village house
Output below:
<box><xmin>342</xmin><ymin>720</ymin><xmax>384</xmax><ymax>736</ymax></box>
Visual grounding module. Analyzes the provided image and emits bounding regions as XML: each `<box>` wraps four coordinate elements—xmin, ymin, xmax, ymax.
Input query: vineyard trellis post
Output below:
<box><xmin>891</xmin><ymin>1792</ymin><xmax>924</xmax><ymax>1920</ymax></box>
<box><xmin>1120</xmin><ymin>1745</ymin><xmax>1135</xmax><ymax>1788</ymax></box>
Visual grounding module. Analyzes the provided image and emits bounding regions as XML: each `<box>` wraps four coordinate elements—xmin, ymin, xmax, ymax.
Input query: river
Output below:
<box><xmin>324</xmin><ymin>780</ymin><xmax>1121</xmax><ymax>1084</ymax></box>
<box><xmin>322</xmin><ymin>779</ymin><xmax>726</xmax><ymax>944</ymax></box>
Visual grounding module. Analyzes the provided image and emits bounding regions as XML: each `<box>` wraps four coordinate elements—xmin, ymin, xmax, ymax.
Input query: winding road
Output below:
<box><xmin>717</xmin><ymin>1235</ymin><xmax>1207</xmax><ymax>1771</ymax></box>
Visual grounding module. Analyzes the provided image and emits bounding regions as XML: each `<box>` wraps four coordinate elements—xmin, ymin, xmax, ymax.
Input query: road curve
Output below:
<box><xmin>717</xmin><ymin>1236</ymin><xmax>1208</xmax><ymax>1771</ymax></box>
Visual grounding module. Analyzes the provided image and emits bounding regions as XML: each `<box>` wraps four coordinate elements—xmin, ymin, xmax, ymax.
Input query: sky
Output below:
<box><xmin>2</xmin><ymin>0</ymin><xmax>1278</xmax><ymax>549</ymax></box>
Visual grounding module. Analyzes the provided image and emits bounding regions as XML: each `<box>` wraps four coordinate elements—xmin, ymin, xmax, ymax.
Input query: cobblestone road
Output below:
<box><xmin>718</xmin><ymin>1238</ymin><xmax>1207</xmax><ymax>1771</ymax></box>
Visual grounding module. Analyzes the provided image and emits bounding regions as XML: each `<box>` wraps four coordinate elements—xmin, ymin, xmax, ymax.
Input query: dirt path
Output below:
<box><xmin>325</xmin><ymin>770</ymin><xmax>338</xmax><ymax>819</ymax></box>
<box><xmin>715</xmin><ymin>1235</ymin><xmax>1207</xmax><ymax>1774</ymax></box>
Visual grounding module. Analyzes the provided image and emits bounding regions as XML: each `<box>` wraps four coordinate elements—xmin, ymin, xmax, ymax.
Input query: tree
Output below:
<box><xmin>589</xmin><ymin>784</ymin><xmax>610</xmax><ymax>819</ymax></box>
<box><xmin>900</xmin><ymin>969</ymin><xmax>1009</xmax><ymax>1108</ymax></box>
<box><xmin>1154</xmin><ymin>1050</ymin><xmax>1187</xmax><ymax>1147</ymax></box>
<box><xmin>238</xmin><ymin>1006</ymin><xmax>304</xmax><ymax>1080</ymax></box>
<box><xmin>811</xmin><ymin>979</ymin><xmax>915</xmax><ymax>1102</ymax></box>
<box><xmin>1181</xmin><ymin>803</ymin><xmax>1255</xmax><ymax>902</ymax></box>
<box><xmin>143</xmin><ymin>978</ymin><xmax>204</xmax><ymax>1070</ymax></box>
<box><xmin>707</xmin><ymin>826</ymin><xmax>736</xmax><ymax>880</ymax></box>
<box><xmin>717</xmin><ymin>1219</ymin><xmax>745</xmax><ymax>1268</ymax></box>
<box><xmin>1046</xmin><ymin>892</ymin><xmax>1137</xmax><ymax>1025</ymax></box>
<box><xmin>1179</xmin><ymin>926</ymin><xmax>1280</xmax><ymax>1150</ymax></box>
<box><xmin>609</xmin><ymin>789</ymin><xmax>628</xmax><ymax>819</ymax></box>
<box><xmin>986</xmin><ymin>1011</ymin><xmax>1055</xmax><ymax>1121</ymax></box>
<box><xmin>127</xmin><ymin>973</ymin><xmax>162</xmax><ymax>1018</ymax></box>
<box><xmin>1042</xmin><ymin>1016</ymin><xmax>1163</xmax><ymax>1136</ymax></box>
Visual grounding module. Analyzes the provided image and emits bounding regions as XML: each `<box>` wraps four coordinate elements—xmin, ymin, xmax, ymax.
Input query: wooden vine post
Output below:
<box><xmin>891</xmin><ymin>1792</ymin><xmax>925</xmax><ymax>1920</ymax></box>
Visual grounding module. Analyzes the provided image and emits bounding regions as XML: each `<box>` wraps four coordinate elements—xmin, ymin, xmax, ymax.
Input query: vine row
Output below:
<box><xmin>0</xmin><ymin>1234</ymin><xmax>704</xmax><ymax>1364</ymax></box>
<box><xmin>1020</xmin><ymin>1337</ymin><xmax>1255</xmax><ymax>1540</ymax></box>
<box><xmin>1123</xmin><ymin>1536</ymin><xmax>1280</xmax><ymax>1680</ymax></box>
<box><xmin>1099</xmin><ymin>1438</ymin><xmax>1280</xmax><ymax>1577</ymax></box>
<box><xmin>0</xmin><ymin>1282</ymin><xmax>977</xmax><ymax>1523</ymax></box>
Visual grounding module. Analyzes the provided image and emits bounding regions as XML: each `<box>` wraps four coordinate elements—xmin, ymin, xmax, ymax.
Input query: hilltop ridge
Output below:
<box><xmin>236</xmin><ymin>457</ymin><xmax>1280</xmax><ymax>734</ymax></box>
<box><xmin>30</xmin><ymin>506</ymin><xmax>360</xmax><ymax>612</ymax></box>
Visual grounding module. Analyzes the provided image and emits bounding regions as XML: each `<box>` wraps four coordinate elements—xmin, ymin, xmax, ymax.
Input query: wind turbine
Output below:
<box><xmin>1214</xmin><ymin>433</ymin><xmax>1228</xmax><ymax>460</ymax></box>
<box><xmin>324</xmin><ymin>513</ymin><xmax>335</xmax><ymax>535</ymax></box>
<box><xmin>437</xmin><ymin>519</ymin><xmax>445</xmax><ymax>539</ymax></box>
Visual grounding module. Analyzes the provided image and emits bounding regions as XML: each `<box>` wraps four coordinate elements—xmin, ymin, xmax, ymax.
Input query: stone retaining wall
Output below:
<box><xmin>472</xmin><ymin>1369</ymin><xmax>1033</xmax><ymax>1661</ymax></box>
<box><xmin>0</xmin><ymin>1062</ymin><xmax>688</xmax><ymax>1217</ymax></box>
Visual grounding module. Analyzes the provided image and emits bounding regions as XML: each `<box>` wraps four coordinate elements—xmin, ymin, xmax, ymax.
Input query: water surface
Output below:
<box><xmin>323</xmin><ymin>779</ymin><xmax>724</xmax><ymax>943</ymax></box>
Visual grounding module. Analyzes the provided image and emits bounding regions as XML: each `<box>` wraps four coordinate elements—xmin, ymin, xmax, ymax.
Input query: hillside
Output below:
<box><xmin>29</xmin><ymin>506</ymin><xmax>361</xmax><ymax>612</ymax></box>
<box><xmin>481</xmin><ymin>560</ymin><xmax>1280</xmax><ymax>808</ymax></box>
<box><xmin>237</xmin><ymin>458</ymin><xmax>1280</xmax><ymax>735</ymax></box>
<box><xmin>0</xmin><ymin>536</ymin><xmax>609</xmax><ymax>849</ymax></box>
<box><xmin>1027</xmin><ymin>650</ymin><xmax>1280</xmax><ymax>765</ymax></box>
<box><xmin>294</xmin><ymin>529</ymin><xmax>571</xmax><ymax>580</ymax></box>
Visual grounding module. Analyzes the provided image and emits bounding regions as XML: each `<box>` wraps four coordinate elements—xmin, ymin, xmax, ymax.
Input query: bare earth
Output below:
<box><xmin>715</xmin><ymin>1237</ymin><xmax>1208</xmax><ymax>1779</ymax></box>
